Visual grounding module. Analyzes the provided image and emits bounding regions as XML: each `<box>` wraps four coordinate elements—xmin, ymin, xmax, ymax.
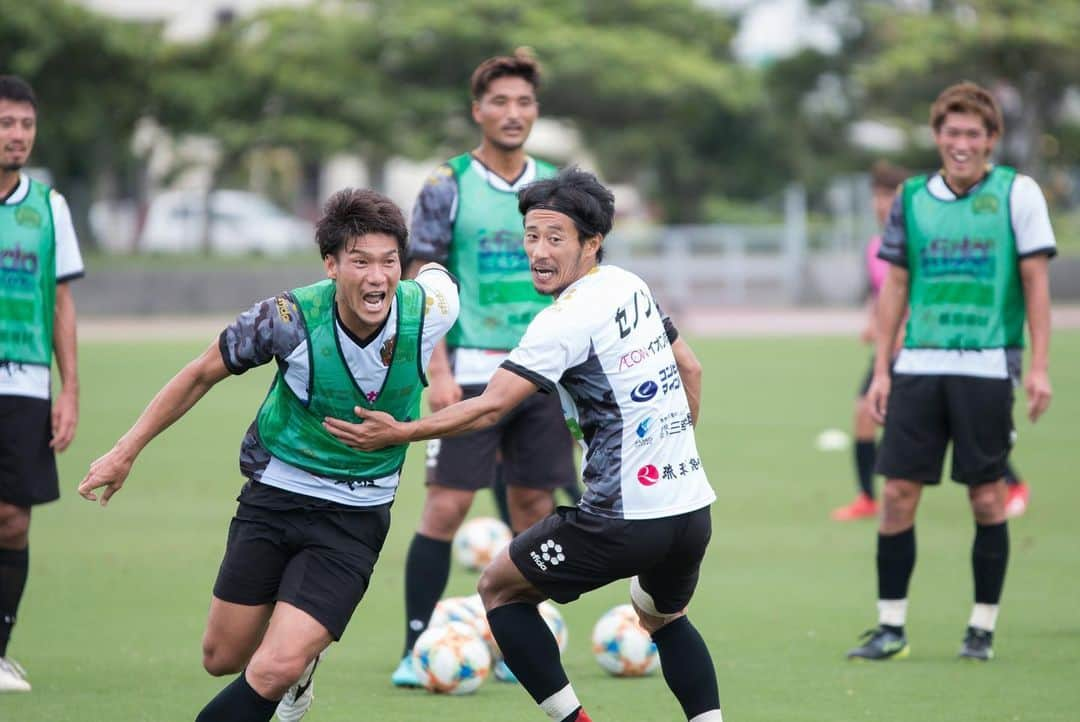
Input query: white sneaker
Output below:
<box><xmin>275</xmin><ymin>650</ymin><xmax>324</xmax><ymax>721</ymax></box>
<box><xmin>0</xmin><ymin>656</ymin><xmax>31</xmax><ymax>692</ymax></box>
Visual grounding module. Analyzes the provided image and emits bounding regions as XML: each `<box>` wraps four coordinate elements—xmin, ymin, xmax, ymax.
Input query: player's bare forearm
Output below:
<box><xmin>1020</xmin><ymin>255</ymin><xmax>1051</xmax><ymax>373</ymax></box>
<box><xmin>331</xmin><ymin>368</ymin><xmax>538</xmax><ymax>450</ymax></box>
<box><xmin>113</xmin><ymin>341</ymin><xmax>231</xmax><ymax>459</ymax></box>
<box><xmin>874</xmin><ymin>265</ymin><xmax>909</xmax><ymax>375</ymax></box>
<box><xmin>52</xmin><ymin>282</ymin><xmax>79</xmax><ymax>395</ymax></box>
<box><xmin>671</xmin><ymin>337</ymin><xmax>702</xmax><ymax>425</ymax></box>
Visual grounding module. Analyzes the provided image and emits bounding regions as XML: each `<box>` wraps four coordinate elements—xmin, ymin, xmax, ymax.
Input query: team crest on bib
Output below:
<box><xmin>972</xmin><ymin>194</ymin><xmax>1000</xmax><ymax>214</ymax></box>
<box><xmin>14</xmin><ymin>206</ymin><xmax>42</xmax><ymax>228</ymax></box>
<box><xmin>380</xmin><ymin>335</ymin><xmax>397</xmax><ymax>366</ymax></box>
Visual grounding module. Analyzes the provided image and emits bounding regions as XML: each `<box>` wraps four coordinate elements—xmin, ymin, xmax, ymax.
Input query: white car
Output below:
<box><xmin>138</xmin><ymin>189</ymin><xmax>312</xmax><ymax>255</ymax></box>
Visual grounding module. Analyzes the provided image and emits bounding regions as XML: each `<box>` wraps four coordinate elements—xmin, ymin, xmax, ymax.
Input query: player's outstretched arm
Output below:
<box><xmin>1020</xmin><ymin>254</ymin><xmax>1052</xmax><ymax>422</ymax></box>
<box><xmin>78</xmin><ymin>340</ymin><xmax>231</xmax><ymax>506</ymax></box>
<box><xmin>671</xmin><ymin>337</ymin><xmax>703</xmax><ymax>426</ymax></box>
<box><xmin>324</xmin><ymin>368</ymin><xmax>538</xmax><ymax>450</ymax></box>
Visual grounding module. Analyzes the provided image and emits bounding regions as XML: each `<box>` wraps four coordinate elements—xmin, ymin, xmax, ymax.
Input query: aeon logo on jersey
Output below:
<box><xmin>630</xmin><ymin>380</ymin><xmax>658</xmax><ymax>403</ymax></box>
<box><xmin>637</xmin><ymin>464</ymin><xmax>660</xmax><ymax>486</ymax></box>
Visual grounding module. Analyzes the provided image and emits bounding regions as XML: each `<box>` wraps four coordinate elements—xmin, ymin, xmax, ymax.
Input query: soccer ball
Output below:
<box><xmin>453</xmin><ymin>516</ymin><xmax>512</xmax><ymax>571</ymax></box>
<box><xmin>411</xmin><ymin>621</ymin><xmax>492</xmax><ymax>695</ymax></box>
<box><xmin>591</xmin><ymin>604</ymin><xmax>660</xmax><ymax>677</ymax></box>
<box><xmin>429</xmin><ymin>595</ymin><xmax>482</xmax><ymax>630</ymax></box>
<box><xmin>539</xmin><ymin>600</ymin><xmax>569</xmax><ymax>653</ymax></box>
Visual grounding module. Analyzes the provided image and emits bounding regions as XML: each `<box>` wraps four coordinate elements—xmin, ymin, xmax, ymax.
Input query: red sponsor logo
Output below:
<box><xmin>637</xmin><ymin>464</ymin><xmax>659</xmax><ymax>486</ymax></box>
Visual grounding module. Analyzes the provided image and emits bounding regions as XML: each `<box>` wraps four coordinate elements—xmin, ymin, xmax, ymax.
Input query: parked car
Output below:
<box><xmin>138</xmin><ymin>189</ymin><xmax>312</xmax><ymax>255</ymax></box>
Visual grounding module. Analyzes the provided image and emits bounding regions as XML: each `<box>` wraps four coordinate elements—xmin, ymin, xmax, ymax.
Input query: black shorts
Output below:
<box><xmin>212</xmin><ymin>499</ymin><xmax>391</xmax><ymax>640</ymax></box>
<box><xmin>425</xmin><ymin>384</ymin><xmax>576</xmax><ymax>491</ymax></box>
<box><xmin>508</xmin><ymin>505</ymin><xmax>712</xmax><ymax>611</ymax></box>
<box><xmin>875</xmin><ymin>373</ymin><xmax>1014</xmax><ymax>486</ymax></box>
<box><xmin>0</xmin><ymin>395</ymin><xmax>59</xmax><ymax>507</ymax></box>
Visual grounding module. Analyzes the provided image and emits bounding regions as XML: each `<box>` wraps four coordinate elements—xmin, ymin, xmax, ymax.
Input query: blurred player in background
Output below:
<box><xmin>392</xmin><ymin>50</ymin><xmax>577</xmax><ymax>687</ymax></box>
<box><xmin>0</xmin><ymin>75</ymin><xmax>84</xmax><ymax>693</ymax></box>
<box><xmin>832</xmin><ymin>161</ymin><xmax>910</xmax><ymax>521</ymax></box>
<box><xmin>848</xmin><ymin>82</ymin><xmax>1055</xmax><ymax>663</ymax></box>
<box><xmin>78</xmin><ymin>189</ymin><xmax>458</xmax><ymax>721</ymax></box>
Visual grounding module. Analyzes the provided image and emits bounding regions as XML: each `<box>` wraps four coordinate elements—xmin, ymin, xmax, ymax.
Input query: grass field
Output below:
<box><xmin>5</xmin><ymin>331</ymin><xmax>1079</xmax><ymax>721</ymax></box>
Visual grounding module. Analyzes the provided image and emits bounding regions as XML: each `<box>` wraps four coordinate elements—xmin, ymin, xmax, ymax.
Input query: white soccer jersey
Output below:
<box><xmin>0</xmin><ymin>173</ymin><xmax>85</xmax><ymax>400</ymax></box>
<box><xmin>504</xmin><ymin>265</ymin><xmax>715</xmax><ymax>520</ymax></box>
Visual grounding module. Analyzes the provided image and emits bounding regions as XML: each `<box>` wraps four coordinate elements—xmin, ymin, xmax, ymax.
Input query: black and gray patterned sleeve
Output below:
<box><xmin>218</xmin><ymin>293</ymin><xmax>306</xmax><ymax>375</ymax></box>
<box><xmin>655</xmin><ymin>299</ymin><xmax>679</xmax><ymax>343</ymax></box>
<box><xmin>878</xmin><ymin>193</ymin><xmax>907</xmax><ymax>268</ymax></box>
<box><xmin>408</xmin><ymin>164</ymin><xmax>458</xmax><ymax>264</ymax></box>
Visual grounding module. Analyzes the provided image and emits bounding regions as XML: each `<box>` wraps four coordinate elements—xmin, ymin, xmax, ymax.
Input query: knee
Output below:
<box><xmin>419</xmin><ymin>491</ymin><xmax>472</xmax><ymax>539</ymax></box>
<box><xmin>476</xmin><ymin>565</ymin><xmax>504</xmax><ymax>610</ymax></box>
<box><xmin>246</xmin><ymin>647</ymin><xmax>311</xmax><ymax>699</ymax></box>
<box><xmin>0</xmin><ymin>504</ymin><xmax>30</xmax><ymax>548</ymax></box>
<box><xmin>630</xmin><ymin>577</ymin><xmax>684</xmax><ymax>635</ymax></box>
<box><xmin>507</xmin><ymin>489</ymin><xmax>553</xmax><ymax>527</ymax></box>
<box><xmin>969</xmin><ymin>483</ymin><xmax>1005</xmax><ymax>522</ymax></box>
<box><xmin>201</xmin><ymin>638</ymin><xmax>245</xmax><ymax>677</ymax></box>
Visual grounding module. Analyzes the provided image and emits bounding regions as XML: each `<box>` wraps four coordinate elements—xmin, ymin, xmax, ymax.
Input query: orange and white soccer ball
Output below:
<box><xmin>411</xmin><ymin>621</ymin><xmax>492</xmax><ymax>695</ymax></box>
<box><xmin>453</xmin><ymin>516</ymin><xmax>512</xmax><ymax>571</ymax></box>
<box><xmin>539</xmin><ymin>600</ymin><xmax>569</xmax><ymax>653</ymax></box>
<box><xmin>591</xmin><ymin>604</ymin><xmax>660</xmax><ymax>677</ymax></box>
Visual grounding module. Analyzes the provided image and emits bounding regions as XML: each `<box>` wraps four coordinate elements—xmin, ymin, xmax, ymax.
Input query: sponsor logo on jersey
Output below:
<box><xmin>275</xmin><ymin>296</ymin><xmax>292</xmax><ymax>323</ymax></box>
<box><xmin>617</xmin><ymin>331</ymin><xmax>669</xmax><ymax>371</ymax></box>
<box><xmin>0</xmin><ymin>245</ymin><xmax>38</xmax><ymax>274</ymax></box>
<box><xmin>630</xmin><ymin>380</ymin><xmax>658</xmax><ymax>402</ymax></box>
<box><xmin>636</xmin><ymin>418</ymin><xmax>652</xmax><ymax>438</ymax></box>
<box><xmin>637</xmin><ymin>464</ymin><xmax>659</xmax><ymax>486</ymax></box>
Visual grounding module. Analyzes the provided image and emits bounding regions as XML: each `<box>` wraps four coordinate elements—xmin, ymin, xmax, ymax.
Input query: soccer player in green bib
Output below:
<box><xmin>392</xmin><ymin>50</ymin><xmax>578</xmax><ymax>686</ymax></box>
<box><xmin>848</xmin><ymin>83</ymin><xmax>1055</xmax><ymax>662</ymax></box>
<box><xmin>0</xmin><ymin>75</ymin><xmax>85</xmax><ymax>693</ymax></box>
<box><xmin>78</xmin><ymin>189</ymin><xmax>459</xmax><ymax>721</ymax></box>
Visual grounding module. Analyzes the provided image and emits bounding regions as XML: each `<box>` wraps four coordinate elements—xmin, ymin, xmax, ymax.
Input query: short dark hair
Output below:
<box><xmin>0</xmin><ymin>75</ymin><xmax>37</xmax><ymax>109</ymax></box>
<box><xmin>518</xmin><ymin>167</ymin><xmax>614</xmax><ymax>263</ymax></box>
<box><xmin>870</xmin><ymin>160</ymin><xmax>911</xmax><ymax>191</ymax></box>
<box><xmin>315</xmin><ymin>188</ymin><xmax>408</xmax><ymax>259</ymax></box>
<box><xmin>470</xmin><ymin>48</ymin><xmax>541</xmax><ymax>100</ymax></box>
<box><xmin>930</xmin><ymin>82</ymin><xmax>1003</xmax><ymax>137</ymax></box>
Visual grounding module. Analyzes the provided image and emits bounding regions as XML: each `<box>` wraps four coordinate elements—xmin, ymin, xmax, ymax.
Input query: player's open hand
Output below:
<box><xmin>50</xmin><ymin>386</ymin><xmax>78</xmax><ymax>452</ymax></box>
<box><xmin>1024</xmin><ymin>368</ymin><xmax>1052</xmax><ymax>422</ymax></box>
<box><xmin>323</xmin><ymin>406</ymin><xmax>407</xmax><ymax>451</ymax></box>
<box><xmin>78</xmin><ymin>447</ymin><xmax>135</xmax><ymax>507</ymax></box>
<box><xmin>866</xmin><ymin>372</ymin><xmax>891</xmax><ymax>425</ymax></box>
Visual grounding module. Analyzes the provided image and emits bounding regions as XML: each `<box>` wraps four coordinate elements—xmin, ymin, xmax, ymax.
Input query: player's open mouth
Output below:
<box><xmin>532</xmin><ymin>267</ymin><xmax>555</xmax><ymax>282</ymax></box>
<box><xmin>362</xmin><ymin>291</ymin><xmax>386</xmax><ymax>311</ymax></box>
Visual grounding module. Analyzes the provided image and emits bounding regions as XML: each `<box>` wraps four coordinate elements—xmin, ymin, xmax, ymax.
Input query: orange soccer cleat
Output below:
<box><xmin>831</xmin><ymin>493</ymin><xmax>878</xmax><ymax>521</ymax></box>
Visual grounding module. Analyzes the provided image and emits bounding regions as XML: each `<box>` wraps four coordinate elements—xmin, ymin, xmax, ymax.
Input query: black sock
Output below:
<box><xmin>487</xmin><ymin>603</ymin><xmax>568</xmax><ymax>704</ymax></box>
<box><xmin>1003</xmin><ymin>462</ymin><xmax>1018</xmax><ymax>486</ymax></box>
<box><xmin>877</xmin><ymin>526</ymin><xmax>916</xmax><ymax>600</ymax></box>
<box><xmin>0</xmin><ymin>547</ymin><xmax>29</xmax><ymax>658</ymax></box>
<box><xmin>194</xmin><ymin>672</ymin><xmax>278</xmax><ymax>722</ymax></box>
<box><xmin>854</xmin><ymin>441</ymin><xmax>876</xmax><ymax>498</ymax></box>
<box><xmin>651</xmin><ymin>616</ymin><xmax>720</xmax><ymax>719</ymax></box>
<box><xmin>492</xmin><ymin>464</ymin><xmax>512</xmax><ymax>529</ymax></box>
<box><xmin>403</xmin><ymin>533</ymin><xmax>452</xmax><ymax>654</ymax></box>
<box><xmin>972</xmin><ymin>521</ymin><xmax>1009</xmax><ymax>604</ymax></box>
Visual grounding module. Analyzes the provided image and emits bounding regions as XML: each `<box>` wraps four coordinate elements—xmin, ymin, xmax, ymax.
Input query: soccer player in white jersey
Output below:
<box><xmin>328</xmin><ymin>168</ymin><xmax>723</xmax><ymax>722</ymax></box>
<box><xmin>78</xmin><ymin>189</ymin><xmax>459</xmax><ymax>722</ymax></box>
<box><xmin>0</xmin><ymin>75</ymin><xmax>84</xmax><ymax>693</ymax></box>
<box><xmin>848</xmin><ymin>82</ymin><xmax>1055</xmax><ymax>663</ymax></box>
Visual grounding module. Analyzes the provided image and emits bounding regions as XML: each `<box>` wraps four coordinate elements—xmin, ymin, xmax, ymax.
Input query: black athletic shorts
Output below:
<box><xmin>875</xmin><ymin>373</ymin><xmax>1014</xmax><ymax>486</ymax></box>
<box><xmin>0</xmin><ymin>395</ymin><xmax>59</xmax><ymax>507</ymax></box>
<box><xmin>425</xmin><ymin>384</ymin><xmax>576</xmax><ymax>491</ymax></box>
<box><xmin>509</xmin><ymin>505</ymin><xmax>712</xmax><ymax>612</ymax></box>
<box><xmin>212</xmin><ymin>497</ymin><xmax>392</xmax><ymax>640</ymax></box>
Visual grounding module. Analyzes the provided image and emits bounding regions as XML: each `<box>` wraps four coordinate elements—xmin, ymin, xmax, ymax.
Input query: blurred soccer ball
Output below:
<box><xmin>591</xmin><ymin>604</ymin><xmax>659</xmax><ymax>677</ymax></box>
<box><xmin>411</xmin><ymin>621</ymin><xmax>492</xmax><ymax>695</ymax></box>
<box><xmin>539</xmin><ymin>600</ymin><xmax>569</xmax><ymax>653</ymax></box>
<box><xmin>429</xmin><ymin>595</ymin><xmax>482</xmax><ymax>630</ymax></box>
<box><xmin>815</xmin><ymin>428</ymin><xmax>851</xmax><ymax>452</ymax></box>
<box><xmin>453</xmin><ymin>516</ymin><xmax>512</xmax><ymax>571</ymax></box>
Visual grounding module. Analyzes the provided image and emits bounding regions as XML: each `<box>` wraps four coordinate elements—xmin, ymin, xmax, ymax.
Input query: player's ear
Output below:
<box><xmin>324</xmin><ymin>253</ymin><xmax>338</xmax><ymax>280</ymax></box>
<box><xmin>585</xmin><ymin>234</ymin><xmax>602</xmax><ymax>260</ymax></box>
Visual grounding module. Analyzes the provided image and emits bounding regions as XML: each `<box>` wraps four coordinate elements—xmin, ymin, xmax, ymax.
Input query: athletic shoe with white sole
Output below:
<box><xmin>276</xmin><ymin>649</ymin><xmax>324</xmax><ymax>721</ymax></box>
<box><xmin>0</xmin><ymin>656</ymin><xmax>31</xmax><ymax>692</ymax></box>
<box><xmin>846</xmin><ymin>626</ymin><xmax>909</xmax><ymax>661</ymax></box>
